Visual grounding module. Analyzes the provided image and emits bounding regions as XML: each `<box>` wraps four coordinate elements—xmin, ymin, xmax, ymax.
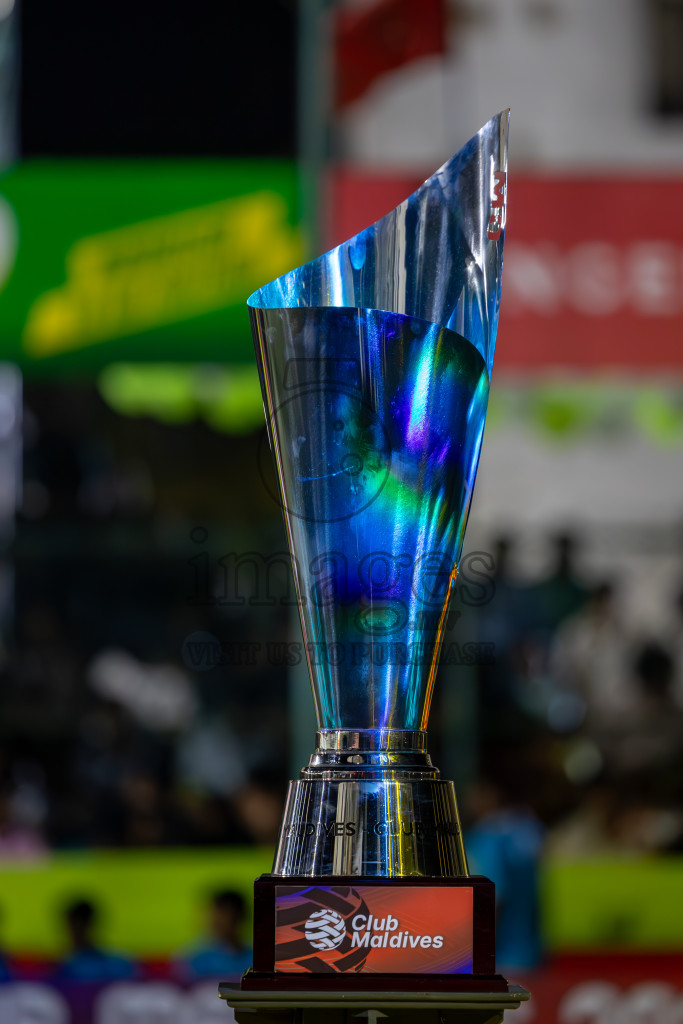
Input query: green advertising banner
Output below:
<box><xmin>0</xmin><ymin>161</ymin><xmax>302</xmax><ymax>376</ymax></box>
<box><xmin>1</xmin><ymin>849</ymin><xmax>682</xmax><ymax>956</ymax></box>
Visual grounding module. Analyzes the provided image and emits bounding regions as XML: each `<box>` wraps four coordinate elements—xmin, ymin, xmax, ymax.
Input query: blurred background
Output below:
<box><xmin>0</xmin><ymin>0</ymin><xmax>682</xmax><ymax>1021</ymax></box>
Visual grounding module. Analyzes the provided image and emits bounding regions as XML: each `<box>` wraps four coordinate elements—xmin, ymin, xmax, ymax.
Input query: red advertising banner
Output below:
<box><xmin>273</xmin><ymin>884</ymin><xmax>473</xmax><ymax>974</ymax></box>
<box><xmin>327</xmin><ymin>171</ymin><xmax>683</xmax><ymax>371</ymax></box>
<box><xmin>515</xmin><ymin>953</ymin><xmax>683</xmax><ymax>1024</ymax></box>
<box><xmin>0</xmin><ymin>952</ymin><xmax>680</xmax><ymax>1021</ymax></box>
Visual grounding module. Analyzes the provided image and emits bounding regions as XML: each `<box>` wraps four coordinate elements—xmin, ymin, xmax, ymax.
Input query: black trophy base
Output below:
<box><xmin>218</xmin><ymin>983</ymin><xmax>531</xmax><ymax>1024</ymax></box>
<box><xmin>245</xmin><ymin>874</ymin><xmax>507</xmax><ymax>993</ymax></box>
<box><xmin>241</xmin><ymin>971</ymin><xmax>509</xmax><ymax>993</ymax></box>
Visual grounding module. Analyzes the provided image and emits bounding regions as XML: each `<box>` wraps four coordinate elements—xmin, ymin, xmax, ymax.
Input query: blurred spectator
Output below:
<box><xmin>532</xmin><ymin>532</ymin><xmax>591</xmax><ymax>636</ymax></box>
<box><xmin>231</xmin><ymin>778</ymin><xmax>284</xmax><ymax>845</ymax></box>
<box><xmin>547</xmin><ymin>777</ymin><xmax>620</xmax><ymax>858</ymax></box>
<box><xmin>550</xmin><ymin>582</ymin><xmax>635</xmax><ymax>732</ymax></box>
<box><xmin>176</xmin><ymin>716</ymin><xmax>247</xmax><ymax>799</ymax></box>
<box><xmin>54</xmin><ymin>899</ymin><xmax>136</xmax><ymax>983</ymax></box>
<box><xmin>549</xmin><ymin>771</ymin><xmax>683</xmax><ymax>857</ymax></box>
<box><xmin>475</xmin><ymin>534</ymin><xmax>591</xmax><ymax>736</ymax></box>
<box><xmin>177</xmin><ymin>890</ymin><xmax>252</xmax><ymax>981</ymax></box>
<box><xmin>0</xmin><ymin>785</ymin><xmax>48</xmax><ymax>860</ymax></box>
<box><xmin>466</xmin><ymin>777</ymin><xmax>545</xmax><ymax>970</ymax></box>
<box><xmin>11</xmin><ymin>602</ymin><xmax>82</xmax><ymax>724</ymax></box>
<box><xmin>474</xmin><ymin>535</ymin><xmax>533</xmax><ymax>721</ymax></box>
<box><xmin>120</xmin><ymin>771</ymin><xmax>175</xmax><ymax>847</ymax></box>
<box><xmin>622</xmin><ymin>641</ymin><xmax>683</xmax><ymax>772</ymax></box>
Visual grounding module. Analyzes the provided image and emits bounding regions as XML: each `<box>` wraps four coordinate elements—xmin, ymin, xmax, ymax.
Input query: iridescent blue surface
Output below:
<box><xmin>249</xmin><ymin>112</ymin><xmax>508</xmax><ymax>734</ymax></box>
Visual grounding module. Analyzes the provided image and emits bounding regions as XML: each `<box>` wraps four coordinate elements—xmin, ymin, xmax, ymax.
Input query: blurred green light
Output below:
<box><xmin>98</xmin><ymin>363</ymin><xmax>264</xmax><ymax>433</ymax></box>
<box><xmin>531</xmin><ymin>384</ymin><xmax>598</xmax><ymax>439</ymax></box>
<box><xmin>634</xmin><ymin>388</ymin><xmax>683</xmax><ymax>445</ymax></box>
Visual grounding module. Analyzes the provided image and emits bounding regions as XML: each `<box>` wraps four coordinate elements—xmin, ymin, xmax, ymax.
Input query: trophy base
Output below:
<box><xmin>249</xmin><ymin>873</ymin><xmax>500</xmax><ymax>988</ymax></box>
<box><xmin>240</xmin><ymin>973</ymin><xmax>509</xmax><ymax>993</ymax></box>
<box><xmin>274</xmin><ymin>731</ymin><xmax>468</xmax><ymax>876</ymax></box>
<box><xmin>219</xmin><ymin>982</ymin><xmax>531</xmax><ymax>1024</ymax></box>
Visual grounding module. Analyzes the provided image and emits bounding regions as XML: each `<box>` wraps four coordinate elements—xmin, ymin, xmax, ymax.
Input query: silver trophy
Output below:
<box><xmin>248</xmin><ymin>111</ymin><xmax>508</xmax><ymax>883</ymax></box>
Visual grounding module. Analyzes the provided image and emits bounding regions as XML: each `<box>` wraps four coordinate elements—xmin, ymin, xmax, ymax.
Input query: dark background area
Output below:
<box><xmin>20</xmin><ymin>0</ymin><xmax>298</xmax><ymax>156</ymax></box>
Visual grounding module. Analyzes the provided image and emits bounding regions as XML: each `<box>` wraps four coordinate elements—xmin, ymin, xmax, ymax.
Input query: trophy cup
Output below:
<box><xmin>221</xmin><ymin>111</ymin><xmax>528</xmax><ymax>1020</ymax></box>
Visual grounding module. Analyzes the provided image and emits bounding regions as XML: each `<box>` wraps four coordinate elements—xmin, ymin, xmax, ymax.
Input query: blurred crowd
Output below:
<box><xmin>469</xmin><ymin>533</ymin><xmax>683</xmax><ymax>862</ymax></box>
<box><xmin>0</xmin><ymin>890</ymin><xmax>252</xmax><ymax>983</ymax></box>
<box><xmin>0</xmin><ymin>384</ymin><xmax>289</xmax><ymax>854</ymax></box>
<box><xmin>460</xmin><ymin>534</ymin><xmax>683</xmax><ymax>967</ymax></box>
<box><xmin>0</xmin><ymin>386</ymin><xmax>682</xmax><ymax>868</ymax></box>
<box><xmin>1</xmin><ymin>530</ymin><xmax>682</xmax><ymax>865</ymax></box>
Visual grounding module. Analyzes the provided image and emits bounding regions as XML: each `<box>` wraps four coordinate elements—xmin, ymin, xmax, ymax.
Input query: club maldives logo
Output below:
<box><xmin>347</xmin><ymin>912</ymin><xmax>444</xmax><ymax>951</ymax></box>
<box><xmin>304</xmin><ymin>909</ymin><xmax>347</xmax><ymax>950</ymax></box>
<box><xmin>275</xmin><ymin>884</ymin><xmax>473</xmax><ymax>974</ymax></box>
<box><xmin>303</xmin><ymin>907</ymin><xmax>444</xmax><ymax>953</ymax></box>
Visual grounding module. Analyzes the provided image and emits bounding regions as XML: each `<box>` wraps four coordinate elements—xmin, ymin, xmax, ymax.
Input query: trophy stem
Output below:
<box><xmin>273</xmin><ymin>731</ymin><xmax>469</xmax><ymax>878</ymax></box>
<box><xmin>309</xmin><ymin>729</ymin><xmax>433</xmax><ymax>770</ymax></box>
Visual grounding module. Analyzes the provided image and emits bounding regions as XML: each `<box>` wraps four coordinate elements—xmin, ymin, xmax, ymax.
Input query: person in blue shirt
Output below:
<box><xmin>466</xmin><ymin>778</ymin><xmax>545</xmax><ymax>971</ymax></box>
<box><xmin>55</xmin><ymin>899</ymin><xmax>136</xmax><ymax>983</ymax></box>
<box><xmin>179</xmin><ymin>890</ymin><xmax>252</xmax><ymax>981</ymax></box>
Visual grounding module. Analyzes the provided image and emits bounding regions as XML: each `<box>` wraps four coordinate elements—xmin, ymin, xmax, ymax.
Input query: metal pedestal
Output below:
<box><xmin>218</xmin><ymin>983</ymin><xmax>530</xmax><ymax>1024</ymax></box>
<box><xmin>273</xmin><ymin>730</ymin><xmax>468</xmax><ymax>877</ymax></box>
